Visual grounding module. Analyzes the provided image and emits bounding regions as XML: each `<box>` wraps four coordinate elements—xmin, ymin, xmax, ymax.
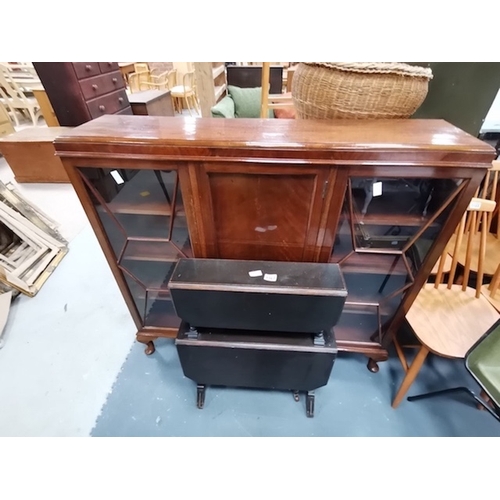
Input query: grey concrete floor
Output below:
<box><xmin>0</xmin><ymin>127</ymin><xmax>136</xmax><ymax>435</ymax></box>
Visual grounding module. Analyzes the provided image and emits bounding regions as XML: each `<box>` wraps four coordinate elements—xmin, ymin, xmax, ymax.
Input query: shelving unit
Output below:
<box><xmin>194</xmin><ymin>62</ymin><xmax>227</xmax><ymax>117</ymax></box>
<box><xmin>55</xmin><ymin>116</ymin><xmax>494</xmax><ymax>368</ymax></box>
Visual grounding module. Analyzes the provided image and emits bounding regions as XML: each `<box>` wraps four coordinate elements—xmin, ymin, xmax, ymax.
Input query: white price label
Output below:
<box><xmin>373</xmin><ymin>181</ymin><xmax>382</xmax><ymax>197</ymax></box>
<box><xmin>110</xmin><ymin>170</ymin><xmax>124</xmax><ymax>185</ymax></box>
<box><xmin>249</xmin><ymin>270</ymin><xmax>263</xmax><ymax>277</ymax></box>
<box><xmin>263</xmin><ymin>273</ymin><xmax>278</xmax><ymax>282</ymax></box>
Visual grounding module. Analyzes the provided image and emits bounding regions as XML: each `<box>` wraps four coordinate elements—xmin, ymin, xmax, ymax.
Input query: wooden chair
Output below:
<box><xmin>144</xmin><ymin>70</ymin><xmax>169</xmax><ymax>90</ymax></box>
<box><xmin>447</xmin><ymin>161</ymin><xmax>500</xmax><ymax>276</ymax></box>
<box><xmin>407</xmin><ymin>318</ymin><xmax>500</xmax><ymax>422</ymax></box>
<box><xmin>166</xmin><ymin>69</ymin><xmax>177</xmax><ymax>90</ymax></box>
<box><xmin>392</xmin><ymin>197</ymin><xmax>500</xmax><ymax>408</ymax></box>
<box><xmin>482</xmin><ymin>262</ymin><xmax>500</xmax><ymax>312</ymax></box>
<box><xmin>0</xmin><ymin>64</ymin><xmax>42</xmax><ymax>126</ymax></box>
<box><xmin>0</xmin><ymin>101</ymin><xmax>15</xmax><ymax>137</ymax></box>
<box><xmin>170</xmin><ymin>70</ymin><xmax>199</xmax><ymax>115</ymax></box>
<box><xmin>128</xmin><ymin>71</ymin><xmax>152</xmax><ymax>93</ymax></box>
<box><xmin>144</xmin><ymin>69</ymin><xmax>177</xmax><ymax>92</ymax></box>
<box><xmin>259</xmin><ymin>62</ymin><xmax>296</xmax><ymax>118</ymax></box>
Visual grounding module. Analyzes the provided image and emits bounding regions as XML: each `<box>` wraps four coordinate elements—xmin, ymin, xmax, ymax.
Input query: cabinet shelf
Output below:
<box><xmin>353</xmin><ymin>213</ymin><xmax>436</xmax><ymax>227</ymax></box>
<box><xmin>145</xmin><ymin>299</ymin><xmax>181</xmax><ymax>329</ymax></box>
<box><xmin>106</xmin><ymin>201</ymin><xmax>185</xmax><ymax>217</ymax></box>
<box><xmin>334</xmin><ymin>310</ymin><xmax>382</xmax><ymax>348</ymax></box>
<box><xmin>101</xmin><ymin>169</ymin><xmax>183</xmax><ymax>217</ymax></box>
<box><xmin>214</xmin><ymin>84</ymin><xmax>227</xmax><ymax>102</ymax></box>
<box><xmin>121</xmin><ymin>239</ymin><xmax>193</xmax><ymax>263</ymax></box>
<box><xmin>212</xmin><ymin>65</ymin><xmax>225</xmax><ymax>79</ymax></box>
<box><xmin>194</xmin><ymin>62</ymin><xmax>228</xmax><ymax>116</ymax></box>
<box><xmin>334</xmin><ymin>253</ymin><xmax>409</xmax><ymax>276</ymax></box>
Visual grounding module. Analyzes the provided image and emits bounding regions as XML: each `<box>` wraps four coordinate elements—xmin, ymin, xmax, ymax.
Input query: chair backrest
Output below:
<box><xmin>128</xmin><ymin>71</ymin><xmax>151</xmax><ymax>93</ymax></box>
<box><xmin>434</xmin><ymin>197</ymin><xmax>496</xmax><ymax>297</ymax></box>
<box><xmin>183</xmin><ymin>70</ymin><xmax>196</xmax><ymax>90</ymax></box>
<box><xmin>226</xmin><ymin>65</ymin><xmax>284</xmax><ymax>94</ymax></box>
<box><xmin>166</xmin><ymin>69</ymin><xmax>177</xmax><ymax>90</ymax></box>
<box><xmin>480</xmin><ymin>161</ymin><xmax>500</xmax><ymax>236</ymax></box>
<box><xmin>134</xmin><ymin>63</ymin><xmax>149</xmax><ymax>73</ymax></box>
<box><xmin>0</xmin><ymin>64</ymin><xmax>30</xmax><ymax>108</ymax></box>
<box><xmin>0</xmin><ymin>101</ymin><xmax>15</xmax><ymax>136</ymax></box>
<box><xmin>153</xmin><ymin>70</ymin><xmax>169</xmax><ymax>89</ymax></box>
<box><xmin>466</xmin><ymin>318</ymin><xmax>500</xmax><ymax>412</ymax></box>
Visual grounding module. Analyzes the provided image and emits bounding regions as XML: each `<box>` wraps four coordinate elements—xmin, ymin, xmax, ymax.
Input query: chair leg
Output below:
<box><xmin>408</xmin><ymin>386</ymin><xmax>500</xmax><ymax>422</ymax></box>
<box><xmin>28</xmin><ymin>107</ymin><xmax>38</xmax><ymax>126</ymax></box>
<box><xmin>392</xmin><ymin>345</ymin><xmax>429</xmax><ymax>408</ymax></box>
<box><xmin>192</xmin><ymin>95</ymin><xmax>200</xmax><ymax>114</ymax></box>
<box><xmin>8</xmin><ymin>107</ymin><xmax>20</xmax><ymax>126</ymax></box>
<box><xmin>394</xmin><ymin>336</ymin><xmax>408</xmax><ymax>373</ymax></box>
<box><xmin>409</xmin><ymin>386</ymin><xmax>473</xmax><ymax>402</ymax></box>
<box><xmin>185</xmin><ymin>96</ymin><xmax>192</xmax><ymax>116</ymax></box>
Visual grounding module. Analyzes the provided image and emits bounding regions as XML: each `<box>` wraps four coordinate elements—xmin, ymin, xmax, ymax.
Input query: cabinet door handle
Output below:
<box><xmin>118</xmin><ymin>97</ymin><xmax>124</xmax><ymax>103</ymax></box>
<box><xmin>112</xmin><ymin>78</ymin><xmax>117</xmax><ymax>83</ymax></box>
<box><xmin>92</xmin><ymin>84</ymin><xmax>98</xmax><ymax>90</ymax></box>
<box><xmin>85</xmin><ymin>64</ymin><xmax>92</xmax><ymax>71</ymax></box>
<box><xmin>99</xmin><ymin>105</ymin><xmax>105</xmax><ymax>112</ymax></box>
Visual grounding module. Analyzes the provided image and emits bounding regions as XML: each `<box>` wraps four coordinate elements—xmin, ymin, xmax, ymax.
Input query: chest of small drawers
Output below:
<box><xmin>33</xmin><ymin>62</ymin><xmax>133</xmax><ymax>126</ymax></box>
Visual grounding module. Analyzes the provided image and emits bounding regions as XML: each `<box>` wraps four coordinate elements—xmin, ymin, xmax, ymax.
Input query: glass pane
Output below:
<box><xmin>350</xmin><ymin>177</ymin><xmax>463</xmax><ymax>251</ymax></box>
<box><xmin>123</xmin><ymin>273</ymin><xmax>146</xmax><ymax>323</ymax></box>
<box><xmin>115</xmin><ymin>213</ymin><xmax>170</xmax><ymax>239</ymax></box>
<box><xmin>406</xmin><ymin>199</ymin><xmax>460</xmax><ymax>274</ymax></box>
<box><xmin>171</xmin><ymin>214</ymin><xmax>192</xmax><ymax>258</ymax></box>
<box><xmin>96</xmin><ymin>206</ymin><xmax>126</xmax><ymax>258</ymax></box>
<box><xmin>331</xmin><ymin>196</ymin><xmax>353</xmax><ymax>262</ymax></box>
<box><xmin>119</xmin><ymin>260</ymin><xmax>177</xmax><ymax>291</ymax></box>
<box><xmin>145</xmin><ymin>290</ymin><xmax>180</xmax><ymax>329</ymax></box>
<box><xmin>79</xmin><ymin>168</ymin><xmax>179</xmax><ymax>215</ymax></box>
<box><xmin>120</xmin><ymin>260</ymin><xmax>177</xmax><ymax>326</ymax></box>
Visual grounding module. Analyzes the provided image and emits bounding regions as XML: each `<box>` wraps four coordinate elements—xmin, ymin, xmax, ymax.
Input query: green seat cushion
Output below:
<box><xmin>467</xmin><ymin>320</ymin><xmax>500</xmax><ymax>408</ymax></box>
<box><xmin>211</xmin><ymin>95</ymin><xmax>235</xmax><ymax>118</ymax></box>
<box><xmin>227</xmin><ymin>85</ymin><xmax>273</xmax><ymax>118</ymax></box>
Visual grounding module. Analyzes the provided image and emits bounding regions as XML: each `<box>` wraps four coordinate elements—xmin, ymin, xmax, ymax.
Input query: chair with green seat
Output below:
<box><xmin>408</xmin><ymin>318</ymin><xmax>500</xmax><ymax>422</ymax></box>
<box><xmin>211</xmin><ymin>85</ymin><xmax>274</xmax><ymax>118</ymax></box>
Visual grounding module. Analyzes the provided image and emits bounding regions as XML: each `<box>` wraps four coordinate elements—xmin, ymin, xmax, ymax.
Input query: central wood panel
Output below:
<box><xmin>206</xmin><ymin>166</ymin><xmax>327</xmax><ymax>261</ymax></box>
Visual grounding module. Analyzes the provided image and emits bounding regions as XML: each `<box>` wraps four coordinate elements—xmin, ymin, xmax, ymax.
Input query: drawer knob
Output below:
<box><xmin>92</xmin><ymin>84</ymin><xmax>98</xmax><ymax>90</ymax></box>
<box><xmin>85</xmin><ymin>64</ymin><xmax>92</xmax><ymax>71</ymax></box>
<box><xmin>112</xmin><ymin>78</ymin><xmax>117</xmax><ymax>83</ymax></box>
<box><xmin>108</xmin><ymin>62</ymin><xmax>112</xmax><ymax>66</ymax></box>
<box><xmin>118</xmin><ymin>97</ymin><xmax>124</xmax><ymax>103</ymax></box>
<box><xmin>99</xmin><ymin>105</ymin><xmax>105</xmax><ymax>112</ymax></box>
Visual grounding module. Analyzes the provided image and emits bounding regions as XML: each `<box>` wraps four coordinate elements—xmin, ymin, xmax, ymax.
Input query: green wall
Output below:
<box><xmin>407</xmin><ymin>63</ymin><xmax>500</xmax><ymax>136</ymax></box>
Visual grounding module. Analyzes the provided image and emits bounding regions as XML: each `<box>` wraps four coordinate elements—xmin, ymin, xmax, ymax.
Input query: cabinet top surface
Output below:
<box><xmin>54</xmin><ymin>115</ymin><xmax>492</xmax><ymax>151</ymax></box>
<box><xmin>1</xmin><ymin>126</ymin><xmax>73</xmax><ymax>143</ymax></box>
<box><xmin>127</xmin><ymin>90</ymin><xmax>171</xmax><ymax>103</ymax></box>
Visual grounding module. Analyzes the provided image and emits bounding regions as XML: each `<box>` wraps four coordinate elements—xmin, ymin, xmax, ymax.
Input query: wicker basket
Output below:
<box><xmin>291</xmin><ymin>62</ymin><xmax>433</xmax><ymax>120</ymax></box>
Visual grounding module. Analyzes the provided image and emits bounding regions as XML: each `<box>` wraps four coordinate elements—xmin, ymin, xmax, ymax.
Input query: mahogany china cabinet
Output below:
<box><xmin>54</xmin><ymin>116</ymin><xmax>495</xmax><ymax>372</ymax></box>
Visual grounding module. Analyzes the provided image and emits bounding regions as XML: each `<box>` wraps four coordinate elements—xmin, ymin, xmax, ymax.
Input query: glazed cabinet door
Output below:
<box><xmin>74</xmin><ymin>166</ymin><xmax>192</xmax><ymax>333</ymax></box>
<box><xmin>330</xmin><ymin>174</ymin><xmax>468</xmax><ymax>352</ymax></box>
<box><xmin>180</xmin><ymin>162</ymin><xmax>338</xmax><ymax>262</ymax></box>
